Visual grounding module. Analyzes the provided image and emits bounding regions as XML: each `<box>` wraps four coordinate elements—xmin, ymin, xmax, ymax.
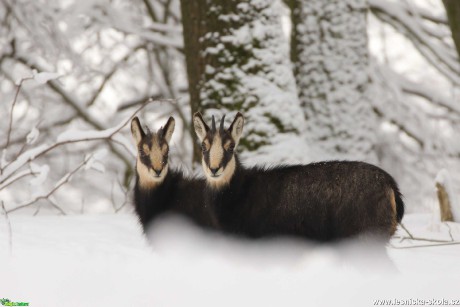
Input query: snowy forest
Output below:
<box><xmin>1</xmin><ymin>0</ymin><xmax>460</xmax><ymax>306</ymax></box>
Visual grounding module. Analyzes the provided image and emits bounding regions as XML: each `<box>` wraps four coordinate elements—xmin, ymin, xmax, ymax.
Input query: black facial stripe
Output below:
<box><xmin>139</xmin><ymin>149</ymin><xmax>152</xmax><ymax>168</ymax></box>
<box><xmin>138</xmin><ymin>134</ymin><xmax>169</xmax><ymax>170</ymax></box>
<box><xmin>202</xmin><ymin>131</ymin><xmax>234</xmax><ymax>170</ymax></box>
<box><xmin>203</xmin><ymin>150</ymin><xmax>210</xmax><ymax>166</ymax></box>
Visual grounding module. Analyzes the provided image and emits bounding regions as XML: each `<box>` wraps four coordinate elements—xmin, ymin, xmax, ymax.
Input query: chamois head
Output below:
<box><xmin>193</xmin><ymin>112</ymin><xmax>244</xmax><ymax>188</ymax></box>
<box><xmin>131</xmin><ymin>116</ymin><xmax>175</xmax><ymax>189</ymax></box>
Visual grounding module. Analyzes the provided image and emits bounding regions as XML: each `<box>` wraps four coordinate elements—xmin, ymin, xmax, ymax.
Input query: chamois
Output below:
<box><xmin>131</xmin><ymin>116</ymin><xmax>216</xmax><ymax>231</ymax></box>
<box><xmin>193</xmin><ymin>112</ymin><xmax>404</xmax><ymax>242</ymax></box>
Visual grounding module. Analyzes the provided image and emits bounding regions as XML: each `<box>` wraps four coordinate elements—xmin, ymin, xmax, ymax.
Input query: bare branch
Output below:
<box><xmin>6</xmin><ymin>155</ymin><xmax>89</xmax><ymax>214</ymax></box>
<box><xmin>0</xmin><ymin>101</ymin><xmax>149</xmax><ymax>185</ymax></box>
<box><xmin>379</xmin><ymin>65</ymin><xmax>460</xmax><ymax>115</ymax></box>
<box><xmin>370</xmin><ymin>0</ymin><xmax>460</xmax><ymax>85</ymax></box>
<box><xmin>10</xmin><ymin>54</ymin><xmax>133</xmax><ymax>173</ymax></box>
<box><xmin>86</xmin><ymin>44</ymin><xmax>146</xmax><ymax>107</ymax></box>
<box><xmin>4</xmin><ymin>76</ymin><xmax>33</xmax><ymax>151</ymax></box>
<box><xmin>1</xmin><ymin>201</ymin><xmax>13</xmax><ymax>255</ymax></box>
<box><xmin>400</xmin><ymin>223</ymin><xmax>415</xmax><ymax>240</ymax></box>
<box><xmin>0</xmin><ymin>168</ymin><xmax>38</xmax><ymax>191</ymax></box>
<box><xmin>48</xmin><ymin>197</ymin><xmax>67</xmax><ymax>215</ymax></box>
<box><xmin>393</xmin><ymin>222</ymin><xmax>457</xmax><ymax>247</ymax></box>
<box><xmin>390</xmin><ymin>241</ymin><xmax>460</xmax><ymax>249</ymax></box>
<box><xmin>445</xmin><ymin>222</ymin><xmax>455</xmax><ymax>241</ymax></box>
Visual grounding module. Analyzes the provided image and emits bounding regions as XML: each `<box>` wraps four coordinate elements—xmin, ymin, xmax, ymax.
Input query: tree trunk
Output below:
<box><xmin>436</xmin><ymin>182</ymin><xmax>454</xmax><ymax>222</ymax></box>
<box><xmin>181</xmin><ymin>0</ymin><xmax>303</xmax><ymax>162</ymax></box>
<box><xmin>443</xmin><ymin>0</ymin><xmax>460</xmax><ymax>61</ymax></box>
<box><xmin>180</xmin><ymin>0</ymin><xmax>208</xmax><ymax>163</ymax></box>
<box><xmin>289</xmin><ymin>0</ymin><xmax>376</xmax><ymax>161</ymax></box>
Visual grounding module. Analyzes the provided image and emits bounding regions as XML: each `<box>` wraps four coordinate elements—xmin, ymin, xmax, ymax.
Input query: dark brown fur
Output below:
<box><xmin>207</xmin><ymin>158</ymin><xmax>404</xmax><ymax>241</ymax></box>
<box><xmin>131</xmin><ymin>117</ymin><xmax>217</xmax><ymax>231</ymax></box>
<box><xmin>194</xmin><ymin>112</ymin><xmax>404</xmax><ymax>242</ymax></box>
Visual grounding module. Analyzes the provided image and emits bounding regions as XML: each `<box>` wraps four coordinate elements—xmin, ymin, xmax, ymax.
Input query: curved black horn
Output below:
<box><xmin>211</xmin><ymin>115</ymin><xmax>216</xmax><ymax>132</ymax></box>
<box><xmin>220</xmin><ymin>115</ymin><xmax>226</xmax><ymax>131</ymax></box>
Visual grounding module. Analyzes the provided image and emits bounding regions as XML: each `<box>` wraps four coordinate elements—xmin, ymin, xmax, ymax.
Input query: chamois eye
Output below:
<box><xmin>201</xmin><ymin>143</ymin><xmax>208</xmax><ymax>152</ymax></box>
<box><xmin>227</xmin><ymin>144</ymin><xmax>235</xmax><ymax>153</ymax></box>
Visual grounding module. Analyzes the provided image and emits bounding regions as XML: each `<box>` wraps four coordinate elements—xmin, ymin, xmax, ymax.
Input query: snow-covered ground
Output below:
<box><xmin>1</xmin><ymin>213</ymin><xmax>460</xmax><ymax>307</ymax></box>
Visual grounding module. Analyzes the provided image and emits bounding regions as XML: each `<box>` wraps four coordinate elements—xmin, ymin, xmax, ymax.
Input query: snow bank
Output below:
<box><xmin>1</xmin><ymin>214</ymin><xmax>460</xmax><ymax>306</ymax></box>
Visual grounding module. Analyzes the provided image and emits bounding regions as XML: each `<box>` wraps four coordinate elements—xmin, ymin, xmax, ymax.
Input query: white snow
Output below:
<box><xmin>32</xmin><ymin>70</ymin><xmax>62</xmax><ymax>85</ymax></box>
<box><xmin>1</xmin><ymin>213</ymin><xmax>460</xmax><ymax>307</ymax></box>
<box><xmin>26</xmin><ymin>126</ymin><xmax>40</xmax><ymax>145</ymax></box>
<box><xmin>29</xmin><ymin>163</ymin><xmax>50</xmax><ymax>187</ymax></box>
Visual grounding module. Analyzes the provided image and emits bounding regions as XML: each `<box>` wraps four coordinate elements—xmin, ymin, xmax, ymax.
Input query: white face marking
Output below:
<box><xmin>136</xmin><ymin>135</ymin><xmax>169</xmax><ymax>189</ymax></box>
<box><xmin>209</xmin><ymin>134</ymin><xmax>224</xmax><ymax>171</ymax></box>
<box><xmin>149</xmin><ymin>144</ymin><xmax>165</xmax><ymax>172</ymax></box>
<box><xmin>204</xmin><ymin>156</ymin><xmax>236</xmax><ymax>189</ymax></box>
<box><xmin>136</xmin><ymin>156</ymin><xmax>168</xmax><ymax>189</ymax></box>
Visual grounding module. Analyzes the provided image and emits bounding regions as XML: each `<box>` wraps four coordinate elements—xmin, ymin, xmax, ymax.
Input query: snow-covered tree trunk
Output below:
<box><xmin>181</xmin><ymin>0</ymin><xmax>304</xmax><ymax>162</ymax></box>
<box><xmin>290</xmin><ymin>0</ymin><xmax>376</xmax><ymax>161</ymax></box>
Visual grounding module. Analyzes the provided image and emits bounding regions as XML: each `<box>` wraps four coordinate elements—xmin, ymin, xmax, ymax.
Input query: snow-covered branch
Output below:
<box><xmin>0</xmin><ymin>101</ymin><xmax>147</xmax><ymax>186</ymax></box>
<box><xmin>370</xmin><ymin>63</ymin><xmax>460</xmax><ymax>153</ymax></box>
<box><xmin>6</xmin><ymin>155</ymin><xmax>91</xmax><ymax>214</ymax></box>
<box><xmin>377</xmin><ymin>65</ymin><xmax>460</xmax><ymax>116</ymax></box>
<box><xmin>370</xmin><ymin>0</ymin><xmax>460</xmax><ymax>85</ymax></box>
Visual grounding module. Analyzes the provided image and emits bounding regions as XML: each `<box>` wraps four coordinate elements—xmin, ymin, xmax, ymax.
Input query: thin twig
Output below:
<box><xmin>390</xmin><ymin>241</ymin><xmax>460</xmax><ymax>249</ymax></box>
<box><xmin>33</xmin><ymin>204</ymin><xmax>42</xmax><ymax>216</ymax></box>
<box><xmin>6</xmin><ymin>156</ymin><xmax>90</xmax><ymax>214</ymax></box>
<box><xmin>86</xmin><ymin>44</ymin><xmax>145</xmax><ymax>107</ymax></box>
<box><xmin>0</xmin><ymin>101</ymin><xmax>150</xmax><ymax>186</ymax></box>
<box><xmin>11</xmin><ymin>55</ymin><xmax>134</xmax><ymax>175</ymax></box>
<box><xmin>1</xmin><ymin>201</ymin><xmax>13</xmax><ymax>255</ymax></box>
<box><xmin>3</xmin><ymin>76</ymin><xmax>33</xmax><ymax>172</ymax></box>
<box><xmin>395</xmin><ymin>223</ymin><xmax>455</xmax><ymax>244</ymax></box>
<box><xmin>114</xmin><ymin>177</ymin><xmax>130</xmax><ymax>213</ymax></box>
<box><xmin>110</xmin><ymin>181</ymin><xmax>117</xmax><ymax>212</ymax></box>
<box><xmin>48</xmin><ymin>197</ymin><xmax>67</xmax><ymax>215</ymax></box>
<box><xmin>445</xmin><ymin>222</ymin><xmax>455</xmax><ymax>242</ymax></box>
<box><xmin>399</xmin><ymin>223</ymin><xmax>415</xmax><ymax>239</ymax></box>
<box><xmin>0</xmin><ymin>169</ymin><xmax>38</xmax><ymax>191</ymax></box>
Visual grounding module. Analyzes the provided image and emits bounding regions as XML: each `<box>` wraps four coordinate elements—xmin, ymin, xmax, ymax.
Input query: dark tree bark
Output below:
<box><xmin>442</xmin><ymin>0</ymin><xmax>460</xmax><ymax>60</ymax></box>
<box><xmin>180</xmin><ymin>0</ymin><xmax>211</xmax><ymax>162</ymax></box>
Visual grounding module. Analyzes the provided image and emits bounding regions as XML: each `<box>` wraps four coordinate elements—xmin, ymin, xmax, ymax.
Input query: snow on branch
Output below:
<box><xmin>11</xmin><ymin>54</ymin><xmax>135</xmax><ymax>168</ymax></box>
<box><xmin>6</xmin><ymin>155</ymin><xmax>91</xmax><ymax>214</ymax></box>
<box><xmin>371</xmin><ymin>64</ymin><xmax>426</xmax><ymax>147</ymax></box>
<box><xmin>370</xmin><ymin>0</ymin><xmax>460</xmax><ymax>85</ymax></box>
<box><xmin>388</xmin><ymin>1</ymin><xmax>447</xmax><ymax>25</ymax></box>
<box><xmin>370</xmin><ymin>62</ymin><xmax>460</xmax><ymax>154</ymax></box>
<box><xmin>0</xmin><ymin>100</ymin><xmax>149</xmax><ymax>187</ymax></box>
<box><xmin>379</xmin><ymin>65</ymin><xmax>460</xmax><ymax>115</ymax></box>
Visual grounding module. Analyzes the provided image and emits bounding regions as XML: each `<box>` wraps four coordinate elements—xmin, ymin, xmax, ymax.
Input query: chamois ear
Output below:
<box><xmin>228</xmin><ymin>112</ymin><xmax>244</xmax><ymax>145</ymax></box>
<box><xmin>131</xmin><ymin>116</ymin><xmax>145</xmax><ymax>145</ymax></box>
<box><xmin>161</xmin><ymin>117</ymin><xmax>175</xmax><ymax>143</ymax></box>
<box><xmin>193</xmin><ymin>112</ymin><xmax>210</xmax><ymax>142</ymax></box>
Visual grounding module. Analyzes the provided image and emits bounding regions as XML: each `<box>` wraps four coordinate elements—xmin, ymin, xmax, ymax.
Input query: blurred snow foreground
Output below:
<box><xmin>1</xmin><ymin>213</ymin><xmax>460</xmax><ymax>307</ymax></box>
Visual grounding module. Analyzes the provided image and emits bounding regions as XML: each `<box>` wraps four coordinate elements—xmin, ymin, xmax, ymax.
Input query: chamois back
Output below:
<box><xmin>193</xmin><ymin>112</ymin><xmax>404</xmax><ymax>242</ymax></box>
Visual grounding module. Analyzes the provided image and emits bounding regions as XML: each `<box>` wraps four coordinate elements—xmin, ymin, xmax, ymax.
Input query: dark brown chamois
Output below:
<box><xmin>131</xmin><ymin>116</ymin><xmax>216</xmax><ymax>231</ymax></box>
<box><xmin>193</xmin><ymin>112</ymin><xmax>404</xmax><ymax>242</ymax></box>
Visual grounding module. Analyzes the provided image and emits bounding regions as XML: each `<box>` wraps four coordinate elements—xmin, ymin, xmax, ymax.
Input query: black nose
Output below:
<box><xmin>154</xmin><ymin>169</ymin><xmax>162</xmax><ymax>176</ymax></box>
<box><xmin>210</xmin><ymin>167</ymin><xmax>219</xmax><ymax>175</ymax></box>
